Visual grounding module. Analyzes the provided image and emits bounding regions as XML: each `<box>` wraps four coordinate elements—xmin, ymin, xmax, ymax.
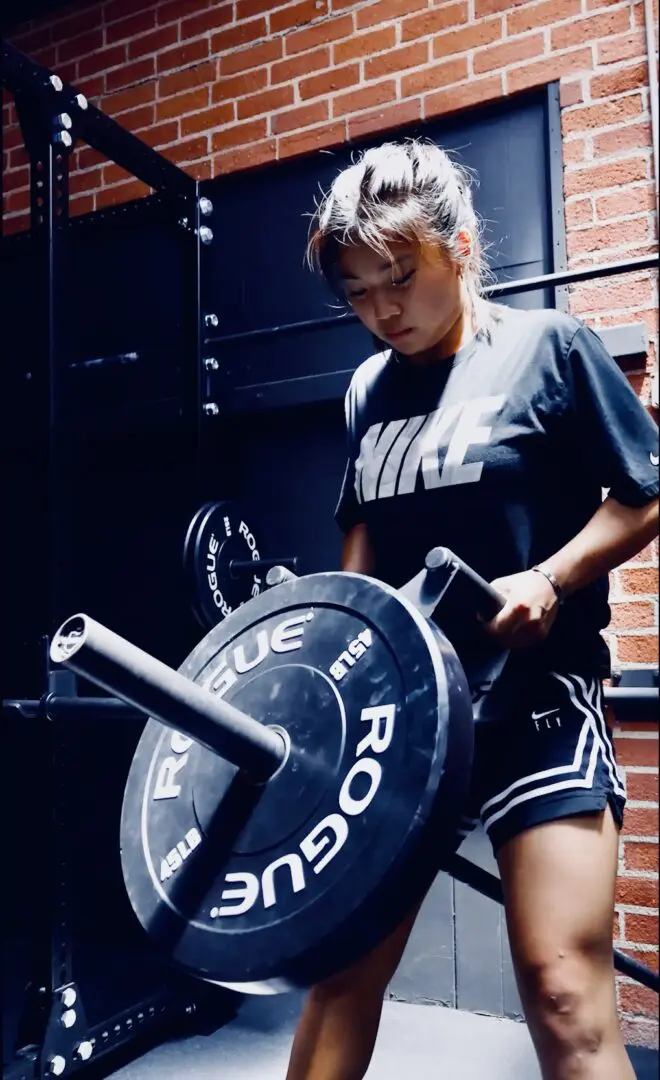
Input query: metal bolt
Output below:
<box><xmin>179</xmin><ymin>216</ymin><xmax>189</xmax><ymax>229</ymax></box>
<box><xmin>203</xmin><ymin>402</ymin><xmax>220</xmax><ymax>417</ymax></box>
<box><xmin>61</xmin><ymin>1009</ymin><xmax>77</xmax><ymax>1028</ymax></box>
<box><xmin>75</xmin><ymin>1041</ymin><xmax>93</xmax><ymax>1062</ymax></box>
<box><xmin>204</xmin><ymin>357</ymin><xmax>219</xmax><ymax>371</ymax></box>
<box><xmin>53</xmin><ymin>131</ymin><xmax>73</xmax><ymax>148</ymax></box>
<box><xmin>199</xmin><ymin>196</ymin><xmax>213</xmax><ymax>216</ymax></box>
<box><xmin>75</xmin><ymin>93</ymin><xmax>88</xmax><ymax>110</ymax></box>
<box><xmin>55</xmin><ymin>113</ymin><xmax>72</xmax><ymax>130</ymax></box>
<box><xmin>204</xmin><ymin>313</ymin><xmax>219</xmax><ymax>328</ymax></box>
<box><xmin>49</xmin><ymin>1057</ymin><xmax>66</xmax><ymax>1076</ymax></box>
<box><xmin>49</xmin><ymin>75</ymin><xmax>63</xmax><ymax>92</ymax></box>
<box><xmin>199</xmin><ymin>226</ymin><xmax>214</xmax><ymax>245</ymax></box>
<box><xmin>61</xmin><ymin>987</ymin><xmax>76</xmax><ymax>1008</ymax></box>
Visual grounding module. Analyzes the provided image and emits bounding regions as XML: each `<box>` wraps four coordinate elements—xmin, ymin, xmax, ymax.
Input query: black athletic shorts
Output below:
<box><xmin>458</xmin><ymin>669</ymin><xmax>627</xmax><ymax>856</ymax></box>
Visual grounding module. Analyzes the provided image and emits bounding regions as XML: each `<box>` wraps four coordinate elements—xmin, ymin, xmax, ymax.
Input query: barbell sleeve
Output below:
<box><xmin>50</xmin><ymin>615</ymin><xmax>287</xmax><ymax>781</ymax></box>
<box><xmin>229</xmin><ymin>557</ymin><xmax>298</xmax><ymax>579</ymax></box>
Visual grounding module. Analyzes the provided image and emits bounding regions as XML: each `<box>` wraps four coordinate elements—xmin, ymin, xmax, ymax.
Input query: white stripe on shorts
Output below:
<box><xmin>480</xmin><ymin>673</ymin><xmax>621</xmax><ymax>834</ymax></box>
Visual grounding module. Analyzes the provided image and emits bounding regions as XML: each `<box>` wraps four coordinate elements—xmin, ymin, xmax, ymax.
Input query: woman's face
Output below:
<box><xmin>337</xmin><ymin>239</ymin><xmax>466</xmax><ymax>361</ymax></box>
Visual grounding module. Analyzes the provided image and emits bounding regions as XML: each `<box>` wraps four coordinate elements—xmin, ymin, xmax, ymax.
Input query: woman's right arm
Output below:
<box><xmin>341</xmin><ymin>523</ymin><xmax>375</xmax><ymax>574</ymax></box>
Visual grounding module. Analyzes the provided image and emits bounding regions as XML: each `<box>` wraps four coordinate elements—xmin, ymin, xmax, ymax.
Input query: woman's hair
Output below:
<box><xmin>307</xmin><ymin>138</ymin><xmax>495</xmax><ymax>325</ymax></box>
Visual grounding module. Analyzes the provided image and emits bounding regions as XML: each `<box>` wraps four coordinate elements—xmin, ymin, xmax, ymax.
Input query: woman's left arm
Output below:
<box><xmin>486</xmin><ymin>494</ymin><xmax>658</xmax><ymax>648</ymax></box>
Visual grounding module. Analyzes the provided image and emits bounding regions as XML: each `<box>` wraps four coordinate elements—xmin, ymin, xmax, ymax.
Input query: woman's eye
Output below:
<box><xmin>392</xmin><ymin>269</ymin><xmax>416</xmax><ymax>287</ymax></box>
<box><xmin>346</xmin><ymin>289</ymin><xmax>366</xmax><ymax>300</ymax></box>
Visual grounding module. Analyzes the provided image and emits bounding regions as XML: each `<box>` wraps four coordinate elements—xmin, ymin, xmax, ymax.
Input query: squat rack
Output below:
<box><xmin>1</xmin><ymin>36</ymin><xmax>658</xmax><ymax>1080</ymax></box>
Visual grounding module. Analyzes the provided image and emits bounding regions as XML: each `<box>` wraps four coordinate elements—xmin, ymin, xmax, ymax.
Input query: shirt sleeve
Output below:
<box><xmin>334</xmin><ymin>377</ymin><xmax>364</xmax><ymax>534</ymax></box>
<box><xmin>565</xmin><ymin>324</ymin><xmax>659</xmax><ymax>507</ymax></box>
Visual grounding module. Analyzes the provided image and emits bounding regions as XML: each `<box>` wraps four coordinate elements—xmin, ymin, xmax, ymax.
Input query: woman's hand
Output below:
<box><xmin>482</xmin><ymin>569</ymin><xmax>560</xmax><ymax>649</ymax></box>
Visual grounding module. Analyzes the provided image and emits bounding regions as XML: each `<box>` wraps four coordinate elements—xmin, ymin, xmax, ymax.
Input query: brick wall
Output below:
<box><xmin>2</xmin><ymin>0</ymin><xmax>658</xmax><ymax>1046</ymax></box>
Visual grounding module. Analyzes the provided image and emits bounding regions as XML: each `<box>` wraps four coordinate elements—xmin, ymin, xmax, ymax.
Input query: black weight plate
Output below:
<box><xmin>183</xmin><ymin>502</ymin><xmax>215</xmax><ymax>623</ymax></box>
<box><xmin>186</xmin><ymin>501</ymin><xmax>265</xmax><ymax>630</ymax></box>
<box><xmin>120</xmin><ymin>572</ymin><xmax>474</xmax><ymax>993</ymax></box>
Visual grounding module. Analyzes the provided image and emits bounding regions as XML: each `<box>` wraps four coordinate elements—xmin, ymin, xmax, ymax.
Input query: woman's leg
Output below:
<box><xmin>285</xmin><ymin>898</ymin><xmax>423</xmax><ymax>1080</ymax></box>
<box><xmin>498</xmin><ymin>807</ymin><xmax>635</xmax><ymax>1080</ymax></box>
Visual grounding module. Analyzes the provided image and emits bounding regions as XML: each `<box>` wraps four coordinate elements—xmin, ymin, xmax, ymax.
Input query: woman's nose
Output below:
<box><xmin>372</xmin><ymin>291</ymin><xmax>402</xmax><ymax>322</ymax></box>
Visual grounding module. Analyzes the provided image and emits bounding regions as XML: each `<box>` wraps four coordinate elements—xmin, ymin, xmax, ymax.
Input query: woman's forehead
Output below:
<box><xmin>337</xmin><ymin>240</ymin><xmax>416</xmax><ymax>279</ymax></box>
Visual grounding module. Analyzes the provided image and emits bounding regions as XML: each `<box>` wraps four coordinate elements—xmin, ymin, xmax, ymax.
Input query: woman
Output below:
<box><xmin>285</xmin><ymin>139</ymin><xmax>659</xmax><ymax>1080</ymax></box>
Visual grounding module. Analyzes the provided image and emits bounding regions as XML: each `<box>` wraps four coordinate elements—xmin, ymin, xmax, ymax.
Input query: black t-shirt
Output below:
<box><xmin>335</xmin><ymin>305</ymin><xmax>659</xmax><ymax>714</ymax></box>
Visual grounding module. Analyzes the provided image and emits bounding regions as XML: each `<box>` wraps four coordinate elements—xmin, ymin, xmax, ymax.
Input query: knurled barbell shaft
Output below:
<box><xmin>50</xmin><ymin>615</ymin><xmax>286</xmax><ymax>781</ymax></box>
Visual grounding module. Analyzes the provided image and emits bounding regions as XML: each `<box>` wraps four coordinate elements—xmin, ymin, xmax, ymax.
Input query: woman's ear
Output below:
<box><xmin>456</xmin><ymin>229</ymin><xmax>473</xmax><ymax>261</ymax></box>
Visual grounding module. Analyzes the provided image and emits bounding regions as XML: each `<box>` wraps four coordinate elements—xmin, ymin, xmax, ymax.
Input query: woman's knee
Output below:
<box><xmin>518</xmin><ymin>951</ymin><xmax>615</xmax><ymax>1058</ymax></box>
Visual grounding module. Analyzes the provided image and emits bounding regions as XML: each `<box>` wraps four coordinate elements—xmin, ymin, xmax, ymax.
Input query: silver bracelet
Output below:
<box><xmin>532</xmin><ymin>565</ymin><xmax>563</xmax><ymax>605</ymax></box>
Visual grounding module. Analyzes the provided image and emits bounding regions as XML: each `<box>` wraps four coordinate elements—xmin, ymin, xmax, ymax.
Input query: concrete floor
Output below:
<box><xmin>101</xmin><ymin>992</ymin><xmax>658</xmax><ymax>1080</ymax></box>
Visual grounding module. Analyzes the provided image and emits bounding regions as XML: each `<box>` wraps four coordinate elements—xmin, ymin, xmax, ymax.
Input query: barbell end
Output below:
<box><xmin>266</xmin><ymin>566</ymin><xmax>299</xmax><ymax>587</ymax></box>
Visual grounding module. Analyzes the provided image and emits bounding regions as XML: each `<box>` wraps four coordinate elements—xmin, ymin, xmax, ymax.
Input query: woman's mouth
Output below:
<box><xmin>387</xmin><ymin>328</ymin><xmax>413</xmax><ymax>342</ymax></box>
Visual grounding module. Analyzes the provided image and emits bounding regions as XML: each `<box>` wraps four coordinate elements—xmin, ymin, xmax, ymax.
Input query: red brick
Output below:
<box><xmin>403</xmin><ymin>3</ymin><xmax>469</xmax><ymax>41</ymax></box>
<box><xmin>96</xmin><ymin>179</ymin><xmax>151</xmax><ymax>210</ymax></box>
<box><xmin>565</xmin><ymin>196</ymin><xmax>593</xmax><ymax>227</ymax></box>
<box><xmin>58</xmin><ymin>29</ymin><xmax>103</xmax><ymax>64</ymax></box>
<box><xmin>277</xmin><ymin>120</ymin><xmax>346</xmax><ymax>160</ymax></box>
<box><xmin>507</xmin><ymin>0</ymin><xmax>581</xmax><ymax>34</ymax></box>
<box><xmin>271</xmin><ymin>47</ymin><xmax>330</xmax><ymax>84</ymax></box>
<box><xmin>563</xmin><ymin>138</ymin><xmax>587</xmax><ymax>166</ymax></box>
<box><xmin>285</xmin><ymin>14</ymin><xmax>354</xmax><ymax>55</ymax></box>
<box><xmin>32</xmin><ymin>46</ymin><xmax>59</xmax><ymax>70</ymax></box>
<box><xmin>271</xmin><ymin>0</ymin><xmax>324</xmax><ymax>33</ymax></box>
<box><xmin>78</xmin><ymin>146</ymin><xmax>106</xmax><ymax>171</ymax></box>
<box><xmin>591</xmin><ymin>61</ymin><xmax>648</xmax><ymax>99</ymax></box>
<box><xmin>616</xmin><ymin>875</ymin><xmax>659</xmax><ymax>907</ymax></box>
<box><xmin>157</xmin><ymin>38</ymin><xmax>210</xmax><ymax>75</ymax></box>
<box><xmin>476</xmin><ymin>0</ymin><xmax>530</xmax><ymax>17</ymax></box>
<box><xmin>271</xmin><ymin>100</ymin><xmax>329</xmax><ymax>134</ymax></box>
<box><xmin>332</xmin><ymin>80</ymin><xmax>397</xmax><ymax>118</ymax></box>
<box><xmin>105</xmin><ymin>8</ymin><xmax>157</xmax><ymax>45</ymax></box>
<box><xmin>402</xmin><ymin>58</ymin><xmax>467</xmax><ymax>96</ymax></box>
<box><xmin>237</xmin><ymin>85</ymin><xmax>295</xmax><ymax>119</ymax></box>
<box><xmin>78</xmin><ymin>45</ymin><xmax>127</xmax><ymax>80</ymax></box>
<box><xmin>366</xmin><ymin>42</ymin><xmax>428</xmax><ymax>80</ymax></box>
<box><xmin>103</xmin><ymin>82</ymin><xmax>156</xmax><ymax>117</ymax></box>
<box><xmin>103</xmin><ymin>162</ymin><xmax>135</xmax><ymax>187</ymax></box>
<box><xmin>620</xmin><ymin>567</ymin><xmax>659</xmax><ymax>595</ymax></box>
<box><xmin>568</xmin><ymin>274</ymin><xmax>654</xmax><ymax>316</ymax></box>
<box><xmin>181</xmin><ymin>4</ymin><xmax>235</xmax><ymax>39</ymax></box>
<box><xmin>616</xmin><ymin>738</ymin><xmax>660</xmax><ymax>769</ymax></box>
<box><xmin>212</xmin><ymin>18</ymin><xmax>268</xmax><ymax>54</ymax></box>
<box><xmin>300</xmin><ymin>65</ymin><xmax>359</xmax><ymax>100</ymax></box>
<box><xmin>70</xmin><ymin>194</ymin><xmax>95</xmax><ymax>217</ymax></box>
<box><xmin>334</xmin><ymin>27</ymin><xmax>396</xmax><ymax>64</ymax></box>
<box><xmin>156</xmin><ymin>87</ymin><xmax>210</xmax><ymax>122</ymax></box>
<box><xmin>138</xmin><ymin>120</ymin><xmax>180</xmax><ymax>148</ymax></box>
<box><xmin>4</xmin><ymin>127</ymin><xmax>24</xmax><ymax>153</ymax></box>
<box><xmin>105</xmin><ymin>0</ymin><xmax>154</xmax><ymax>24</ymax></box>
<box><xmin>594</xmin><ymin>117</ymin><xmax>653</xmax><ymax>156</ymax></box>
<box><xmin>618</xmin><ymin>636</ymin><xmax>660</xmax><ymax>664</ymax></box>
<box><xmin>213</xmin><ymin>69</ymin><xmax>268</xmax><ymax>101</ymax></box>
<box><xmin>631</xmin><ymin>542</ymin><xmax>659</xmax><ymax>565</ymax></box>
<box><xmin>625</xmin><ymin>771</ymin><xmax>660</xmax><ymax>803</ymax></box>
<box><xmin>212</xmin><ymin>118</ymin><xmax>269</xmax><ymax>151</ymax></box>
<box><xmin>625</xmin><ymin>841</ymin><xmax>660</xmax><ymax>872</ymax></box>
<box><xmin>236</xmin><ymin>0</ymin><xmax>286</xmax><ymax>15</ymax></box>
<box><xmin>180</xmin><ymin>102</ymin><xmax>235</xmax><ymax>136</ymax></box>
<box><xmin>610</xmin><ymin>600</ymin><xmax>656</xmax><ymax>630</ymax></box>
<box><xmin>106</xmin><ymin>58</ymin><xmax>155</xmax><ymax>92</ymax></box>
<box><xmin>9</xmin><ymin>147</ymin><xmax>30</xmax><ymax>170</ymax></box>
<box><xmin>77</xmin><ymin>74</ymin><xmax>105</xmax><ymax>101</ymax></box>
<box><xmin>357</xmin><ymin>0</ymin><xmax>428</xmax><ymax>28</ymax></box>
<box><xmin>116</xmin><ymin>104</ymin><xmax>156</xmax><ymax>133</ymax></box>
<box><xmin>184</xmin><ymin>160</ymin><xmax>213</xmax><ymax>181</ymax></box>
<box><xmin>220</xmin><ymin>39</ymin><xmax>283</xmax><ymax>76</ymax></box>
<box><xmin>158</xmin><ymin>0</ymin><xmax>211</xmax><ymax>25</ymax></box>
<box><xmin>560</xmin><ymin>79</ymin><xmax>584</xmax><ymax>107</ymax></box>
<box><xmin>348</xmin><ymin>98</ymin><xmax>422</xmax><ymax>140</ymax></box>
<box><xmin>622</xmin><ymin>806</ymin><xmax>660</xmax><ymax>834</ymax></box>
<box><xmin>10</xmin><ymin>24</ymin><xmax>53</xmax><ymax>52</ymax></box>
<box><xmin>618</xmin><ymin>981</ymin><xmax>659</xmax><ymax>1018</ymax></box>
<box><xmin>161</xmin><ymin>135</ymin><xmax>209</xmax><ymax>164</ymax></box>
<box><xmin>3</xmin><ymin>167</ymin><xmax>29</xmax><ymax>193</ymax></box>
<box><xmin>598</xmin><ymin>30</ymin><xmax>646</xmax><ymax>65</ymax></box>
<box><xmin>2</xmin><ymin>215</ymin><xmax>28</xmax><ymax>236</ymax></box>
<box><xmin>214</xmin><ymin>138</ymin><xmax>277</xmax><ymax>173</ymax></box>
<box><xmin>3</xmin><ymin>190</ymin><xmax>29</xmax><ymax>215</ymax></box>
<box><xmin>563</xmin><ymin>156</ymin><xmax>648</xmax><ymax>197</ymax></box>
<box><xmin>128</xmin><ymin>26</ymin><xmax>180</xmax><ymax>61</ymax></box>
<box><xmin>159</xmin><ymin>60</ymin><xmax>216</xmax><ymax>98</ymax></box>
<box><xmin>425</xmin><ymin>73</ymin><xmax>503</xmax><ymax>118</ymax></box>
<box><xmin>562</xmin><ymin>94</ymin><xmax>644</xmax><ymax>134</ymax></box>
<box><xmin>619</xmin><ymin>1017</ymin><xmax>660</xmax><ymax>1046</ymax></box>
<box><xmin>69</xmin><ymin>167</ymin><xmax>103</xmax><ymax>195</ymax></box>
<box><xmin>432</xmin><ymin>17</ymin><xmax>502</xmax><ymax>60</ymax></box>
<box><xmin>552</xmin><ymin>7</ymin><xmax>632</xmax><ymax>50</ymax></box>
<box><xmin>507</xmin><ymin>48</ymin><xmax>593</xmax><ymax>95</ymax></box>
<box><xmin>473</xmin><ymin>31</ymin><xmax>544</xmax><ymax>75</ymax></box>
